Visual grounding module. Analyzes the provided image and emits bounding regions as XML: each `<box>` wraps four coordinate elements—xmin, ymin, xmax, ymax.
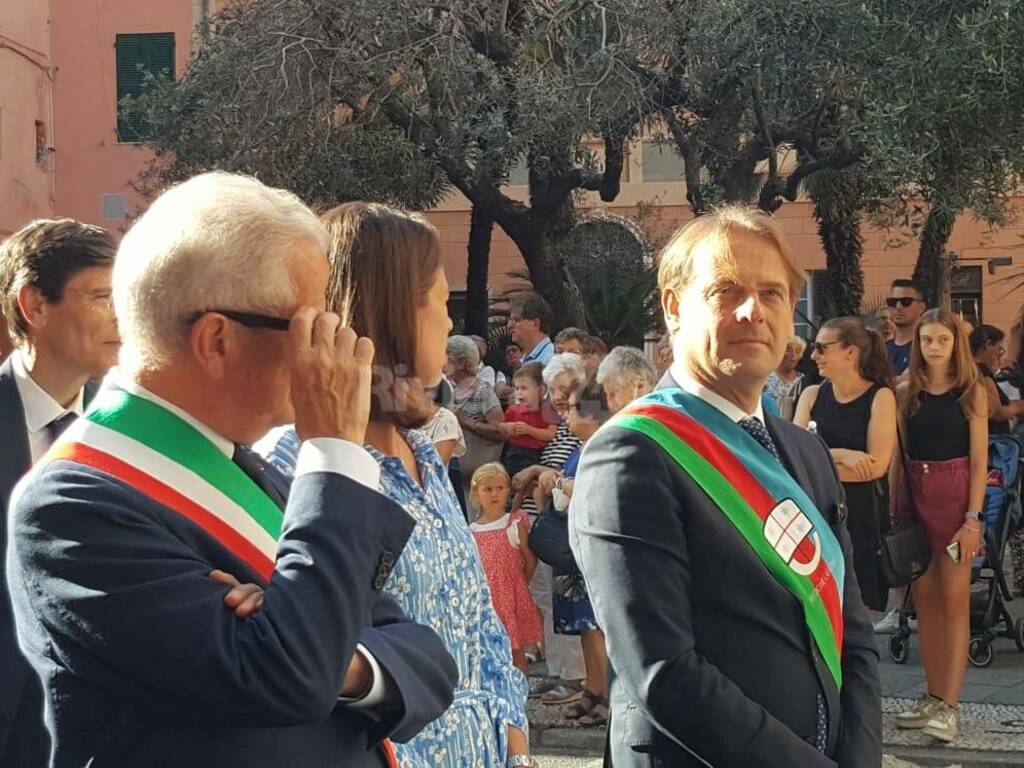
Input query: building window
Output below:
<box><xmin>640</xmin><ymin>140</ymin><xmax>685</xmax><ymax>183</ymax></box>
<box><xmin>116</xmin><ymin>33</ymin><xmax>175</xmax><ymax>142</ymax></box>
<box><xmin>508</xmin><ymin>155</ymin><xmax>529</xmax><ymax>186</ymax></box>
<box><xmin>951</xmin><ymin>265</ymin><xmax>983</xmax><ymax>327</ymax></box>
<box><xmin>447</xmin><ymin>289</ymin><xmax>467</xmax><ymax>332</ymax></box>
<box><xmin>794</xmin><ymin>272</ymin><xmax>814</xmax><ymax>340</ymax></box>
<box><xmin>101</xmin><ymin>194</ymin><xmax>128</xmax><ymax>221</ymax></box>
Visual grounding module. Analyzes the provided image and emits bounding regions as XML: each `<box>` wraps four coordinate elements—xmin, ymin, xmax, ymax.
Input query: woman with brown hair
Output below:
<box><xmin>260</xmin><ymin>203</ymin><xmax>532</xmax><ymax>767</ymax></box>
<box><xmin>890</xmin><ymin>309</ymin><xmax>987</xmax><ymax>743</ymax></box>
<box><xmin>794</xmin><ymin>317</ymin><xmax>897</xmax><ymax>612</ymax></box>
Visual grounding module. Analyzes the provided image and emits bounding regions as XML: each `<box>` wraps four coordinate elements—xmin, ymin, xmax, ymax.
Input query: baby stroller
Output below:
<box><xmin>887</xmin><ymin>434</ymin><xmax>1024</xmax><ymax>666</ymax></box>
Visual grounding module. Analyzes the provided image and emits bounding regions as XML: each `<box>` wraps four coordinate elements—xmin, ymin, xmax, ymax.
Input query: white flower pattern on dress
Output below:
<box><xmin>260</xmin><ymin>426</ymin><xmax>528</xmax><ymax>767</ymax></box>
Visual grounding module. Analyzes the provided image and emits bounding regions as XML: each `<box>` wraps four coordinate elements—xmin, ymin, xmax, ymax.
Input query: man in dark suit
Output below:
<box><xmin>5</xmin><ymin>172</ymin><xmax>457</xmax><ymax>767</ymax></box>
<box><xmin>0</xmin><ymin>219</ymin><xmax>119</xmax><ymax>766</ymax></box>
<box><xmin>570</xmin><ymin>208</ymin><xmax>881</xmax><ymax>767</ymax></box>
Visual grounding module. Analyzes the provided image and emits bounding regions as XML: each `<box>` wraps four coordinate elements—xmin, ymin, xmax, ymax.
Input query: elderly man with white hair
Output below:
<box><xmin>5</xmin><ymin>172</ymin><xmax>457</xmax><ymax>768</ymax></box>
<box><xmin>596</xmin><ymin>346</ymin><xmax>658</xmax><ymax>414</ymax></box>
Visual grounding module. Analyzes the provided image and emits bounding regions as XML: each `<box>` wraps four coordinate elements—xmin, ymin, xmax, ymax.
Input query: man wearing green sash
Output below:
<box><xmin>5</xmin><ymin>172</ymin><xmax>457</xmax><ymax>767</ymax></box>
<box><xmin>570</xmin><ymin>207</ymin><xmax>881</xmax><ymax>767</ymax></box>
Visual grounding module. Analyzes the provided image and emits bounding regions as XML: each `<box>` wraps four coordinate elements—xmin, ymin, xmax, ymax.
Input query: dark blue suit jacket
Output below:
<box><xmin>0</xmin><ymin>357</ymin><xmax>98</xmax><ymax>767</ymax></box>
<box><xmin>6</xmin><ymin>424</ymin><xmax>458</xmax><ymax>767</ymax></box>
<box><xmin>569</xmin><ymin>373</ymin><xmax>881</xmax><ymax>768</ymax></box>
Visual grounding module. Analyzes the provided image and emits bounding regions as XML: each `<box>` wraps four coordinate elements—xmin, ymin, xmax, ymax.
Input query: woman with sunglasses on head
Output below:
<box><xmin>888</xmin><ymin>309</ymin><xmax>987</xmax><ymax>743</ymax></box>
<box><xmin>259</xmin><ymin>203</ymin><xmax>534</xmax><ymax>768</ymax></box>
<box><xmin>794</xmin><ymin>318</ymin><xmax>898</xmax><ymax>613</ymax></box>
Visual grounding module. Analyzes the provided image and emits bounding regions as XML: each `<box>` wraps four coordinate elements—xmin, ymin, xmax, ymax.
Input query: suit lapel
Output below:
<box><xmin>0</xmin><ymin>358</ymin><xmax>32</xmax><ymax>507</ymax></box>
<box><xmin>765</xmin><ymin>415</ymin><xmax>814</xmax><ymax>495</ymax></box>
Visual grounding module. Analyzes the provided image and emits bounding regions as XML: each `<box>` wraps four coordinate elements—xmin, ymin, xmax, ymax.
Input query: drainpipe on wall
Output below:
<box><xmin>193</xmin><ymin>0</ymin><xmax>211</xmax><ymax>46</ymax></box>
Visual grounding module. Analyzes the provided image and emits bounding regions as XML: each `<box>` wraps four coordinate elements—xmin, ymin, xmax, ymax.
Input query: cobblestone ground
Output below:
<box><xmin>532</xmin><ymin>751</ymin><xmax>948</xmax><ymax>767</ymax></box>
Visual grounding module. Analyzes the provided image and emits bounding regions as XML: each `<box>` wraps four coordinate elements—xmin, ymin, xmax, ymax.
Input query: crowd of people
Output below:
<box><xmin>1</xmin><ymin>169</ymin><xmax>1023</xmax><ymax>767</ymax></box>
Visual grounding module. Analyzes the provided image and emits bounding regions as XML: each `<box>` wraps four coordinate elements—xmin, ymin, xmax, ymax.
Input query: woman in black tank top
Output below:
<box><xmin>891</xmin><ymin>309</ymin><xmax>988</xmax><ymax>743</ymax></box>
<box><xmin>795</xmin><ymin>317</ymin><xmax>897</xmax><ymax>611</ymax></box>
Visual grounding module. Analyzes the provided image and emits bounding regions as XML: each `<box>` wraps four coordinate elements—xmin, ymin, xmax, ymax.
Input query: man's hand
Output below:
<box><xmin>289</xmin><ymin>308</ymin><xmax>375</xmax><ymax>444</ymax></box>
<box><xmin>340</xmin><ymin>650</ymin><xmax>373</xmax><ymax>699</ymax></box>
<box><xmin>210</xmin><ymin>570</ymin><xmax>264</xmax><ymax>618</ymax></box>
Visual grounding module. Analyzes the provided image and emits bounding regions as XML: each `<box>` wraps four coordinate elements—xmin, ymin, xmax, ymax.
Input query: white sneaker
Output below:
<box><xmin>895</xmin><ymin>694</ymin><xmax>944</xmax><ymax>729</ymax></box>
<box><xmin>873</xmin><ymin>609</ymin><xmax>900</xmax><ymax>635</ymax></box>
<box><xmin>922</xmin><ymin>703</ymin><xmax>958</xmax><ymax>742</ymax></box>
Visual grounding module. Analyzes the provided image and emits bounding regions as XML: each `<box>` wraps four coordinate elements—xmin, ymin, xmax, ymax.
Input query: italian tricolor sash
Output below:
<box><xmin>41</xmin><ymin>386</ymin><xmax>400</xmax><ymax>768</ymax></box>
<box><xmin>610</xmin><ymin>388</ymin><xmax>846</xmax><ymax>689</ymax></box>
<box><xmin>43</xmin><ymin>387</ymin><xmax>283</xmax><ymax>582</ymax></box>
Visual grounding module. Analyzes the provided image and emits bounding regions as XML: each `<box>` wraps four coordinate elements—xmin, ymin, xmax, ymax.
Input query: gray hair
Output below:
<box><xmin>542</xmin><ymin>352</ymin><xmax>586</xmax><ymax>388</ymax></box>
<box><xmin>597</xmin><ymin>346</ymin><xmax>657</xmax><ymax>389</ymax></box>
<box><xmin>786</xmin><ymin>335</ymin><xmax>807</xmax><ymax>353</ymax></box>
<box><xmin>554</xmin><ymin>326</ymin><xmax>588</xmax><ymax>346</ymax></box>
<box><xmin>446</xmin><ymin>335</ymin><xmax>480</xmax><ymax>371</ymax></box>
<box><xmin>114</xmin><ymin>172</ymin><xmax>329</xmax><ymax>372</ymax></box>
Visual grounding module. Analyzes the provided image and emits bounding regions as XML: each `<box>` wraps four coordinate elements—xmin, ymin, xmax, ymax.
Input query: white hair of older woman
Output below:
<box><xmin>542</xmin><ymin>352</ymin><xmax>586</xmax><ymax>387</ymax></box>
<box><xmin>597</xmin><ymin>346</ymin><xmax>657</xmax><ymax>389</ymax></box>
<box><xmin>446</xmin><ymin>335</ymin><xmax>480</xmax><ymax>372</ymax></box>
<box><xmin>113</xmin><ymin>171</ymin><xmax>329</xmax><ymax>372</ymax></box>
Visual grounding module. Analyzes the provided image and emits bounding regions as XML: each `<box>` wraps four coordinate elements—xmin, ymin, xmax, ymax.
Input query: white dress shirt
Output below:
<box><xmin>110</xmin><ymin>370</ymin><xmax>387</xmax><ymax>708</ymax></box>
<box><xmin>670</xmin><ymin>360</ymin><xmax>766</xmax><ymax>425</ymax></box>
<box><xmin>11</xmin><ymin>350</ymin><xmax>85</xmax><ymax>463</ymax></box>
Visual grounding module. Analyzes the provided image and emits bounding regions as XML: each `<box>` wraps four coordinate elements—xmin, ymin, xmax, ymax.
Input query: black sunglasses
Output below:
<box><xmin>812</xmin><ymin>340</ymin><xmax>840</xmax><ymax>355</ymax></box>
<box><xmin>186</xmin><ymin>309</ymin><xmax>290</xmax><ymax>331</ymax></box>
<box><xmin>885</xmin><ymin>297</ymin><xmax>922</xmax><ymax>308</ymax></box>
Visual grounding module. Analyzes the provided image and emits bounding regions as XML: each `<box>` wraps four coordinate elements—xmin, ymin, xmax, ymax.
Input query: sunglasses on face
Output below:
<box><xmin>812</xmin><ymin>340</ymin><xmax>840</xmax><ymax>355</ymax></box>
<box><xmin>186</xmin><ymin>309</ymin><xmax>291</xmax><ymax>331</ymax></box>
<box><xmin>885</xmin><ymin>297</ymin><xmax>921</xmax><ymax>309</ymax></box>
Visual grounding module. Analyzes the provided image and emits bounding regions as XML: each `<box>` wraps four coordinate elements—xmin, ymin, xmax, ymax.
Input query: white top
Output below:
<box><xmin>421</xmin><ymin>407</ymin><xmax>467</xmax><ymax>458</ymax></box>
<box><xmin>670</xmin><ymin>360</ymin><xmax>766</xmax><ymax>424</ymax></box>
<box><xmin>11</xmin><ymin>350</ymin><xmax>85</xmax><ymax>463</ymax></box>
<box><xmin>477</xmin><ymin>364</ymin><xmax>507</xmax><ymax>389</ymax></box>
<box><xmin>470</xmin><ymin>513</ymin><xmax>521</xmax><ymax>547</ymax></box>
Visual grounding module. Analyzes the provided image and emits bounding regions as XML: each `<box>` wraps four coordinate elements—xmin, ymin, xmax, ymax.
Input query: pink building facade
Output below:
<box><xmin>1</xmin><ymin>1</ymin><xmax>1021</xmax><ymax>336</ymax></box>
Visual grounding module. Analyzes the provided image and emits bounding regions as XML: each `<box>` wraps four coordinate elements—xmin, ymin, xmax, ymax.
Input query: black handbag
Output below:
<box><xmin>880</xmin><ymin>429</ymin><xmax>932</xmax><ymax>587</ymax></box>
<box><xmin>528</xmin><ymin>501</ymin><xmax>577</xmax><ymax>572</ymax></box>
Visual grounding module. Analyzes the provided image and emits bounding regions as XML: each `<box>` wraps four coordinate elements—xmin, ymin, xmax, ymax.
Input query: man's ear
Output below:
<box><xmin>661</xmin><ymin>287</ymin><xmax>681</xmax><ymax>336</ymax></box>
<box><xmin>17</xmin><ymin>284</ymin><xmax>50</xmax><ymax>331</ymax></box>
<box><xmin>189</xmin><ymin>314</ymin><xmax>235</xmax><ymax>381</ymax></box>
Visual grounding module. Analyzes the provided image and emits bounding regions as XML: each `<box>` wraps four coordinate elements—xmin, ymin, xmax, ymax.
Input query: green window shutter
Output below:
<box><xmin>116</xmin><ymin>33</ymin><xmax>175</xmax><ymax>142</ymax></box>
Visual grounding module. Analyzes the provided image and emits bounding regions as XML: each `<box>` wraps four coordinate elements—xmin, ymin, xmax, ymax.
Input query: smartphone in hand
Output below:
<box><xmin>946</xmin><ymin>541</ymin><xmax>962</xmax><ymax>564</ymax></box>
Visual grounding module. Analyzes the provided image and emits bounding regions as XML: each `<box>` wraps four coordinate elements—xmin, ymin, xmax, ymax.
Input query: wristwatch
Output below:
<box><xmin>965</xmin><ymin>511</ymin><xmax>981</xmax><ymax>522</ymax></box>
<box><xmin>509</xmin><ymin>756</ymin><xmax>540</xmax><ymax>768</ymax></box>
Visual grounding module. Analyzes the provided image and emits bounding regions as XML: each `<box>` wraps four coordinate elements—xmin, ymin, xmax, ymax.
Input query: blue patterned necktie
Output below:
<box><xmin>737</xmin><ymin>415</ymin><xmax>829</xmax><ymax>754</ymax></box>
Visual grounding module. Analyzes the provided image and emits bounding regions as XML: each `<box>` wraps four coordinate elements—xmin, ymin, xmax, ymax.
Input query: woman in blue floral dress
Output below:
<box><xmin>259</xmin><ymin>203</ymin><xmax>531</xmax><ymax>767</ymax></box>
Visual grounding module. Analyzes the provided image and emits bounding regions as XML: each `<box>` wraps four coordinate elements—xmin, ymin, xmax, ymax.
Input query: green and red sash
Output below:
<box><xmin>609</xmin><ymin>388</ymin><xmax>846</xmax><ymax>689</ymax></box>
<box><xmin>41</xmin><ymin>387</ymin><xmax>284</xmax><ymax>582</ymax></box>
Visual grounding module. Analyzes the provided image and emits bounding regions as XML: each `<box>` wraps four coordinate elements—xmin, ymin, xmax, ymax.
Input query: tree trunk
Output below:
<box><xmin>808</xmin><ymin>170</ymin><xmax>865</xmax><ymax>319</ymax></box>
<box><xmin>463</xmin><ymin>203</ymin><xmax>494</xmax><ymax>337</ymax></box>
<box><xmin>913</xmin><ymin>205</ymin><xmax>958</xmax><ymax>307</ymax></box>
<box><xmin>520</xmin><ymin>231</ymin><xmax>588</xmax><ymax>330</ymax></box>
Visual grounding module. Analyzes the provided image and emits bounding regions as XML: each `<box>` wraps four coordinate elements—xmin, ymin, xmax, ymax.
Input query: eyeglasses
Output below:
<box><xmin>885</xmin><ymin>297</ymin><xmax>922</xmax><ymax>309</ymax></box>
<box><xmin>812</xmin><ymin>340</ymin><xmax>840</xmax><ymax>355</ymax></box>
<box><xmin>185</xmin><ymin>309</ymin><xmax>290</xmax><ymax>331</ymax></box>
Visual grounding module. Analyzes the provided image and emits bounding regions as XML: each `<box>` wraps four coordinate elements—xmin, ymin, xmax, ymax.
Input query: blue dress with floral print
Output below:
<box><xmin>259</xmin><ymin>426</ymin><xmax>528</xmax><ymax>767</ymax></box>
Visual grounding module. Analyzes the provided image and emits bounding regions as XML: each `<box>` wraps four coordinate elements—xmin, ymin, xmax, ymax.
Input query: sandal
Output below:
<box><xmin>564</xmin><ymin>689</ymin><xmax>600</xmax><ymax>720</ymax></box>
<box><xmin>541</xmin><ymin>680</ymin><xmax>584</xmax><ymax>705</ymax></box>
<box><xmin>578</xmin><ymin>696</ymin><xmax>609</xmax><ymax>728</ymax></box>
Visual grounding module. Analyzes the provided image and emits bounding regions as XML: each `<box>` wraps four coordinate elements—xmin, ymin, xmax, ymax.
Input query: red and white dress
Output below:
<box><xmin>471</xmin><ymin>511</ymin><xmax>543</xmax><ymax>649</ymax></box>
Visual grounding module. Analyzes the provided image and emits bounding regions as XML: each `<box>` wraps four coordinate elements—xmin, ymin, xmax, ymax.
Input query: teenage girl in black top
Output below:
<box><xmin>891</xmin><ymin>309</ymin><xmax>987</xmax><ymax>744</ymax></box>
<box><xmin>795</xmin><ymin>317</ymin><xmax>897</xmax><ymax>611</ymax></box>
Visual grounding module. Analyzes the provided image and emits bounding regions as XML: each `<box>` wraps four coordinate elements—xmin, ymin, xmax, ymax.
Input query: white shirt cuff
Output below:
<box><xmin>295</xmin><ymin>438</ymin><xmax>380</xmax><ymax>491</ymax></box>
<box><xmin>340</xmin><ymin>644</ymin><xmax>387</xmax><ymax>708</ymax></box>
